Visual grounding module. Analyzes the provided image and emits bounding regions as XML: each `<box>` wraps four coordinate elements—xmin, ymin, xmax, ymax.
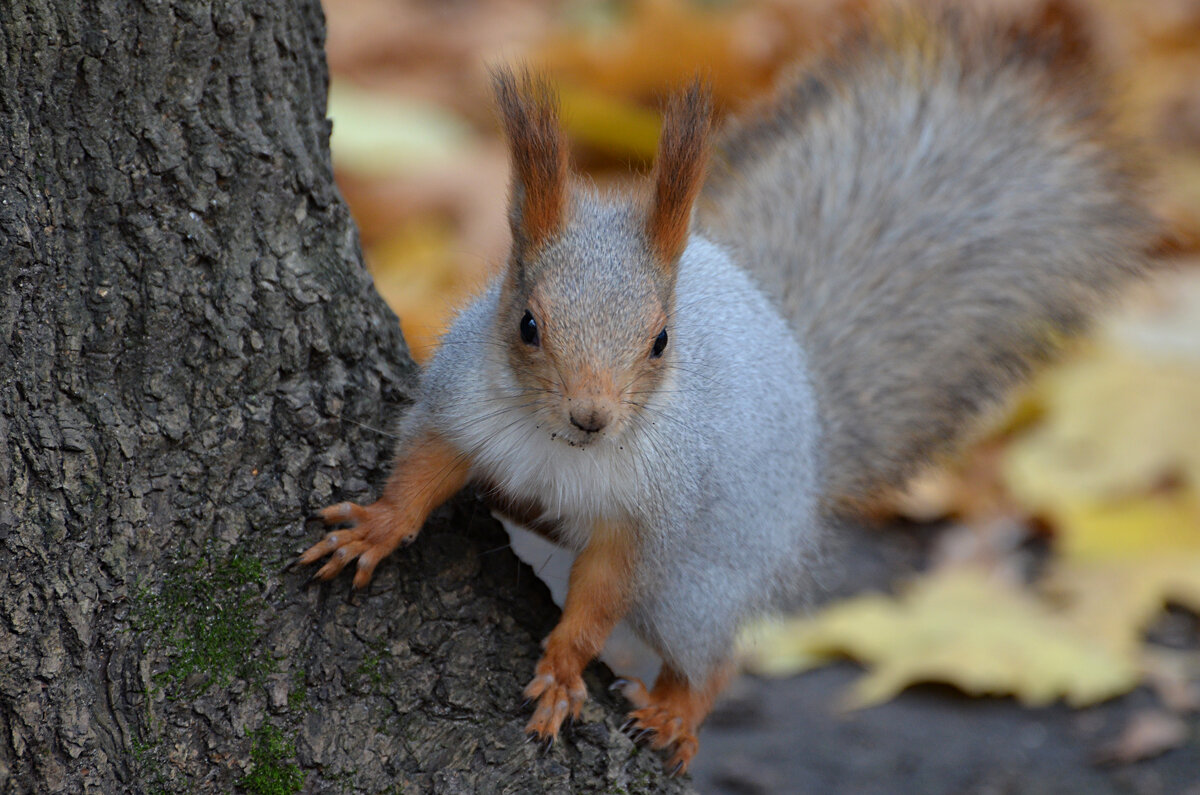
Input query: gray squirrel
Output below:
<box><xmin>300</xmin><ymin>5</ymin><xmax>1150</xmax><ymax>775</ymax></box>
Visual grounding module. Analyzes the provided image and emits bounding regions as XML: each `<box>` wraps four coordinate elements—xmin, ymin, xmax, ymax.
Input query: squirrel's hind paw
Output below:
<box><xmin>623</xmin><ymin>701</ymin><xmax>699</xmax><ymax>774</ymax></box>
<box><xmin>611</xmin><ymin>677</ymin><xmax>650</xmax><ymax>709</ymax></box>
<box><xmin>614</xmin><ymin>668</ymin><xmax>725</xmax><ymax>776</ymax></box>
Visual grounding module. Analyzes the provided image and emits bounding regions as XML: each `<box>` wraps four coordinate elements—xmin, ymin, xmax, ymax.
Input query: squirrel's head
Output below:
<box><xmin>491</xmin><ymin>68</ymin><xmax>712</xmax><ymax>448</ymax></box>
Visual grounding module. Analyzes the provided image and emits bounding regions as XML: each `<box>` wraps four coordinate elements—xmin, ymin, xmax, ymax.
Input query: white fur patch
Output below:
<box><xmin>440</xmin><ymin>355</ymin><xmax>672</xmax><ymax>550</ymax></box>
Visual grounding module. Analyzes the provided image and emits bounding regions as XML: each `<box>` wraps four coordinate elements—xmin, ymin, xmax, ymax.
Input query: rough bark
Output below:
<box><xmin>0</xmin><ymin>1</ymin><xmax>688</xmax><ymax>792</ymax></box>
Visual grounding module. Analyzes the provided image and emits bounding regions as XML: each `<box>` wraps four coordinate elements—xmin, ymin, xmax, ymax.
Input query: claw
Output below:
<box><xmin>296</xmin><ymin>500</ymin><xmax>419</xmax><ymax>589</ymax></box>
<box><xmin>616</xmin><ymin>665</ymin><xmax>718</xmax><ymax>775</ymax></box>
<box><xmin>523</xmin><ymin>656</ymin><xmax>588</xmax><ymax>747</ymax></box>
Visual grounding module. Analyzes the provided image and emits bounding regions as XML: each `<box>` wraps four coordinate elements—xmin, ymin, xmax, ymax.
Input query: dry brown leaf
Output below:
<box><xmin>1095</xmin><ymin>709</ymin><xmax>1189</xmax><ymax>765</ymax></box>
<box><xmin>930</xmin><ymin>516</ymin><xmax>1038</xmax><ymax>583</ymax></box>
<box><xmin>1143</xmin><ymin>649</ymin><xmax>1200</xmax><ymax>713</ymax></box>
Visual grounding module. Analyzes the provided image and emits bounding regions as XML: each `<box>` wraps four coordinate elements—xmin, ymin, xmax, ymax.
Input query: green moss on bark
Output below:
<box><xmin>241</xmin><ymin>723</ymin><xmax>305</xmax><ymax>795</ymax></box>
<box><xmin>133</xmin><ymin>547</ymin><xmax>274</xmax><ymax>692</ymax></box>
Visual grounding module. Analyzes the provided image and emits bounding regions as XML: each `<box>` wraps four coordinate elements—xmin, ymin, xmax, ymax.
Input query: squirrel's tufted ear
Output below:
<box><xmin>647</xmin><ymin>80</ymin><xmax>713</xmax><ymax>269</ymax></box>
<box><xmin>492</xmin><ymin>67</ymin><xmax>570</xmax><ymax>258</ymax></box>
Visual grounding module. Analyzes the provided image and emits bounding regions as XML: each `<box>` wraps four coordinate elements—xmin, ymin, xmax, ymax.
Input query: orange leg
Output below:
<box><xmin>525</xmin><ymin>519</ymin><xmax>637</xmax><ymax>743</ymax></box>
<box><xmin>299</xmin><ymin>430</ymin><xmax>470</xmax><ymax>588</ymax></box>
<box><xmin>617</xmin><ymin>661</ymin><xmax>734</xmax><ymax>776</ymax></box>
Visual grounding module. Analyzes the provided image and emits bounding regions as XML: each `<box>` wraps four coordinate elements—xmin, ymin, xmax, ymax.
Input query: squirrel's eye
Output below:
<box><xmin>651</xmin><ymin>327</ymin><xmax>668</xmax><ymax>358</ymax></box>
<box><xmin>519</xmin><ymin>310</ymin><xmax>539</xmax><ymax>346</ymax></box>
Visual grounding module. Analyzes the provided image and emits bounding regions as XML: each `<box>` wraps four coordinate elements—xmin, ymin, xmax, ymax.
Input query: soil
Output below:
<box><xmin>692</xmin><ymin>667</ymin><xmax>1200</xmax><ymax>795</ymax></box>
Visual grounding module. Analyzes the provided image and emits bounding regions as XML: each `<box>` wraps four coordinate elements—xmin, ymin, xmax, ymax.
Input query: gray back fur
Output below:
<box><xmin>700</xmin><ymin>14</ymin><xmax>1151</xmax><ymax>509</ymax></box>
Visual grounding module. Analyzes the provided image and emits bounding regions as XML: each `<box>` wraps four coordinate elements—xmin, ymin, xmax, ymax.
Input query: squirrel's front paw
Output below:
<box><xmin>523</xmin><ymin>656</ymin><xmax>588</xmax><ymax>743</ymax></box>
<box><xmin>298</xmin><ymin>500</ymin><xmax>416</xmax><ymax>588</ymax></box>
<box><xmin>615</xmin><ymin>677</ymin><xmax>700</xmax><ymax>776</ymax></box>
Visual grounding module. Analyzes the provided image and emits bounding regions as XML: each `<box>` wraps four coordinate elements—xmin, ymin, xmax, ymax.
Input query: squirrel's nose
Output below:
<box><xmin>569</xmin><ymin>408</ymin><xmax>609</xmax><ymax>433</ymax></box>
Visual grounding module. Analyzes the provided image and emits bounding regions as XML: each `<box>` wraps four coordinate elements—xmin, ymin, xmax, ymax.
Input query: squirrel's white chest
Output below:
<box><xmin>450</xmin><ymin>404</ymin><xmax>648</xmax><ymax>549</ymax></box>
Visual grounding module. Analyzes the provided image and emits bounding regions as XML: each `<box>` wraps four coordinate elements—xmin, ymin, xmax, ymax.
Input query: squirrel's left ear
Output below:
<box><xmin>646</xmin><ymin>80</ymin><xmax>713</xmax><ymax>269</ymax></box>
<box><xmin>492</xmin><ymin>67</ymin><xmax>570</xmax><ymax>260</ymax></box>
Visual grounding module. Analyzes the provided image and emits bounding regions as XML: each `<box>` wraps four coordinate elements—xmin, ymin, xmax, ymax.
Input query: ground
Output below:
<box><xmin>681</xmin><ymin>522</ymin><xmax>1200</xmax><ymax>795</ymax></box>
<box><xmin>694</xmin><ymin>666</ymin><xmax>1199</xmax><ymax>795</ymax></box>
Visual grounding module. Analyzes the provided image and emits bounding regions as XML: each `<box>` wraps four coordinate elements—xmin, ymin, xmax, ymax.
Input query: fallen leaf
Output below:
<box><xmin>929</xmin><ymin>516</ymin><xmax>1037</xmax><ymax>582</ymax></box>
<box><xmin>1095</xmin><ymin>709</ymin><xmax>1188</xmax><ymax>764</ymax></box>
<box><xmin>1003</xmin><ymin>345</ymin><xmax>1200</xmax><ymax>509</ymax></box>
<box><xmin>1053</xmin><ymin>494</ymin><xmax>1200</xmax><ymax>567</ymax></box>
<box><xmin>744</xmin><ymin>570</ymin><xmax>1139</xmax><ymax>709</ymax></box>
<box><xmin>1143</xmin><ymin>648</ymin><xmax>1200</xmax><ymax>713</ymax></box>
<box><xmin>1046</xmin><ymin>548</ymin><xmax>1200</xmax><ymax>665</ymax></box>
<box><xmin>366</xmin><ymin>218</ymin><xmax>463</xmax><ymax>363</ymax></box>
<box><xmin>557</xmin><ymin>82</ymin><xmax>663</xmax><ymax>161</ymax></box>
<box><xmin>328</xmin><ymin>80</ymin><xmax>474</xmax><ymax>178</ymax></box>
<box><xmin>739</xmin><ymin>618</ymin><xmax>825</xmax><ymax>679</ymax></box>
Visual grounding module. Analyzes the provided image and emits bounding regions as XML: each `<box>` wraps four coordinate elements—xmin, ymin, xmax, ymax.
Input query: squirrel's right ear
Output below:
<box><xmin>647</xmin><ymin>80</ymin><xmax>713</xmax><ymax>269</ymax></box>
<box><xmin>492</xmin><ymin>67</ymin><xmax>570</xmax><ymax>259</ymax></box>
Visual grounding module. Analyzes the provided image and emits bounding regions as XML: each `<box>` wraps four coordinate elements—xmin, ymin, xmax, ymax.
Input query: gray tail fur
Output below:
<box><xmin>699</xmin><ymin>7</ymin><xmax>1153</xmax><ymax>511</ymax></box>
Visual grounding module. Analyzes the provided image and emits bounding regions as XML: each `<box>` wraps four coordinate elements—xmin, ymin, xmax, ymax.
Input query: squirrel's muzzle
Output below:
<box><xmin>569</xmin><ymin>406</ymin><xmax>611</xmax><ymax>433</ymax></box>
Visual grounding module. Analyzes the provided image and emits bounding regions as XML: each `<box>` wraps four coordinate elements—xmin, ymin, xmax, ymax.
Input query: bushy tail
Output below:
<box><xmin>699</xmin><ymin>5</ymin><xmax>1152</xmax><ymax>511</ymax></box>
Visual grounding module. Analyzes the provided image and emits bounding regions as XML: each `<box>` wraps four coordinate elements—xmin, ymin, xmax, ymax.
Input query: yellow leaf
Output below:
<box><xmin>1044</xmin><ymin>498</ymin><xmax>1200</xmax><ymax>656</ymax></box>
<box><xmin>1003</xmin><ymin>347</ymin><xmax>1200</xmax><ymax>508</ymax></box>
<box><xmin>328</xmin><ymin>80</ymin><xmax>473</xmax><ymax>178</ymax></box>
<box><xmin>557</xmin><ymin>83</ymin><xmax>662</xmax><ymax>161</ymax></box>
<box><xmin>367</xmin><ymin>219</ymin><xmax>462</xmax><ymax>363</ymax></box>
<box><xmin>1003</xmin><ymin>270</ymin><xmax>1200</xmax><ymax>512</ymax></box>
<box><xmin>991</xmin><ymin>270</ymin><xmax>1200</xmax><ymax>685</ymax></box>
<box><xmin>739</xmin><ymin>618</ymin><xmax>825</xmax><ymax>678</ymax></box>
<box><xmin>1053</xmin><ymin>493</ymin><xmax>1200</xmax><ymax>564</ymax></box>
<box><xmin>1048</xmin><ymin>553</ymin><xmax>1200</xmax><ymax>658</ymax></box>
<box><xmin>745</xmin><ymin>571</ymin><xmax>1139</xmax><ymax>709</ymax></box>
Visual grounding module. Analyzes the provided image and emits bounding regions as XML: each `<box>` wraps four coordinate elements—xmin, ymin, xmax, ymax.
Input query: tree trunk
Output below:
<box><xmin>0</xmin><ymin>1</ymin><xmax>687</xmax><ymax>791</ymax></box>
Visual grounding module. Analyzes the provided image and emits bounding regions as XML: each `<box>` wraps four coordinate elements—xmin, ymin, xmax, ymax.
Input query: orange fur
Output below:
<box><xmin>525</xmin><ymin>518</ymin><xmax>637</xmax><ymax>741</ymax></box>
<box><xmin>647</xmin><ymin>80</ymin><xmax>713</xmax><ymax>267</ymax></box>
<box><xmin>996</xmin><ymin>0</ymin><xmax>1095</xmax><ymax>77</ymax></box>
<box><xmin>492</xmin><ymin>67</ymin><xmax>570</xmax><ymax>256</ymax></box>
<box><xmin>620</xmin><ymin>661</ymin><xmax>735</xmax><ymax>775</ymax></box>
<box><xmin>301</xmin><ymin>430</ymin><xmax>470</xmax><ymax>588</ymax></box>
<box><xmin>565</xmin><ymin>365</ymin><xmax>619</xmax><ymax>402</ymax></box>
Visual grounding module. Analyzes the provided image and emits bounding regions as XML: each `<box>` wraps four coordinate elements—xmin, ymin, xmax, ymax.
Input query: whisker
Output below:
<box><xmin>624</xmin><ymin>400</ymin><xmax>693</xmax><ymax>434</ymax></box>
<box><xmin>341</xmin><ymin>417</ymin><xmax>400</xmax><ymax>439</ymax></box>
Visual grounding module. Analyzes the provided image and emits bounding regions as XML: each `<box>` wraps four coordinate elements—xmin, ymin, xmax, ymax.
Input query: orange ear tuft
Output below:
<box><xmin>492</xmin><ymin>67</ymin><xmax>570</xmax><ymax>256</ymax></box>
<box><xmin>647</xmin><ymin>80</ymin><xmax>713</xmax><ymax>267</ymax></box>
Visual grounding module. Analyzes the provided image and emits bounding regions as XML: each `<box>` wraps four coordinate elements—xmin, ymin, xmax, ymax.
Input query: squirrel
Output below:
<box><xmin>300</xmin><ymin>4</ymin><xmax>1150</xmax><ymax>776</ymax></box>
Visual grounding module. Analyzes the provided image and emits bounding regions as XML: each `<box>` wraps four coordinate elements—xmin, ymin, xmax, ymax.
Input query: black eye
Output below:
<box><xmin>651</xmin><ymin>327</ymin><xmax>668</xmax><ymax>358</ymax></box>
<box><xmin>520</xmin><ymin>310</ymin><xmax>539</xmax><ymax>346</ymax></box>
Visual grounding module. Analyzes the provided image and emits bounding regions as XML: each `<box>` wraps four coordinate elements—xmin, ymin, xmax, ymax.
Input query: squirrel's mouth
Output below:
<box><xmin>550</xmin><ymin>416</ymin><xmax>624</xmax><ymax>449</ymax></box>
<box><xmin>551</xmin><ymin>427</ymin><xmax>603</xmax><ymax>448</ymax></box>
<box><xmin>552</xmin><ymin>398</ymin><xmax>622</xmax><ymax>448</ymax></box>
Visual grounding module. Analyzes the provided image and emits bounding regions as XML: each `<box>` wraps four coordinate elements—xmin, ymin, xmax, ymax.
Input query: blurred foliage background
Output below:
<box><xmin>322</xmin><ymin>0</ymin><xmax>1200</xmax><ymax>758</ymax></box>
